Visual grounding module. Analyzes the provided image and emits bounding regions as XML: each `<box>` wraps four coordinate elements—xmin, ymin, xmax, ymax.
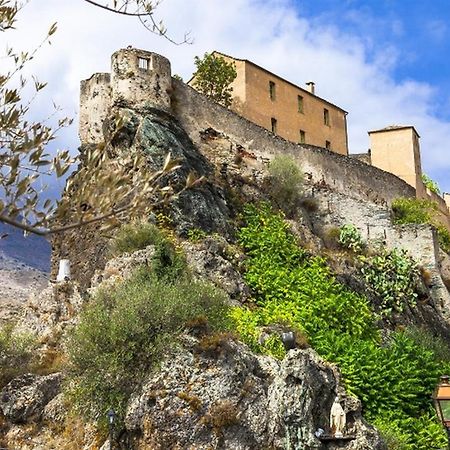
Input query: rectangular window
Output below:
<box><xmin>326</xmin><ymin>140</ymin><xmax>331</xmax><ymax>150</ymax></box>
<box><xmin>299</xmin><ymin>130</ymin><xmax>306</xmax><ymax>144</ymax></box>
<box><xmin>323</xmin><ymin>108</ymin><xmax>330</xmax><ymax>126</ymax></box>
<box><xmin>138</xmin><ymin>57</ymin><xmax>149</xmax><ymax>70</ymax></box>
<box><xmin>269</xmin><ymin>81</ymin><xmax>276</xmax><ymax>101</ymax></box>
<box><xmin>297</xmin><ymin>95</ymin><xmax>304</xmax><ymax>113</ymax></box>
<box><xmin>271</xmin><ymin>117</ymin><xmax>277</xmax><ymax>134</ymax></box>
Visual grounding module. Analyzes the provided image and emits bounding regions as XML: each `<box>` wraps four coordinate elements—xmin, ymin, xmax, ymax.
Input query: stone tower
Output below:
<box><xmin>368</xmin><ymin>125</ymin><xmax>426</xmax><ymax>198</ymax></box>
<box><xmin>111</xmin><ymin>47</ymin><xmax>172</xmax><ymax>110</ymax></box>
<box><xmin>79</xmin><ymin>48</ymin><xmax>172</xmax><ymax>144</ymax></box>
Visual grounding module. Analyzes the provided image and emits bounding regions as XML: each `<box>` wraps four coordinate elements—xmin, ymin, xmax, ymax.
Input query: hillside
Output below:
<box><xmin>2</xmin><ymin>52</ymin><xmax>450</xmax><ymax>449</ymax></box>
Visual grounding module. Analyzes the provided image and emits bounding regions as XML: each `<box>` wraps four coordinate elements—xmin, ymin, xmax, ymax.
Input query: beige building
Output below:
<box><xmin>369</xmin><ymin>126</ymin><xmax>426</xmax><ymax>198</ymax></box>
<box><xmin>368</xmin><ymin>125</ymin><xmax>450</xmax><ymax>226</ymax></box>
<box><xmin>189</xmin><ymin>51</ymin><xmax>349</xmax><ymax>155</ymax></box>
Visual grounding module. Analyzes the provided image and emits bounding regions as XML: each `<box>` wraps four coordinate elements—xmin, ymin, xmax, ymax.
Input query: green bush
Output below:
<box><xmin>231</xmin><ymin>203</ymin><xmax>449</xmax><ymax>449</ymax></box>
<box><xmin>422</xmin><ymin>173</ymin><xmax>441</xmax><ymax>195</ymax></box>
<box><xmin>266</xmin><ymin>155</ymin><xmax>303</xmax><ymax>216</ymax></box>
<box><xmin>373</xmin><ymin>412</ymin><xmax>447</xmax><ymax>450</ymax></box>
<box><xmin>338</xmin><ymin>224</ymin><xmax>364</xmax><ymax>252</ymax></box>
<box><xmin>111</xmin><ymin>221</ymin><xmax>186</xmax><ymax>282</ymax></box>
<box><xmin>111</xmin><ymin>221</ymin><xmax>162</xmax><ymax>255</ymax></box>
<box><xmin>0</xmin><ymin>324</ymin><xmax>36</xmax><ymax>387</ymax></box>
<box><xmin>360</xmin><ymin>248</ymin><xmax>420</xmax><ymax>317</ymax></box>
<box><xmin>392</xmin><ymin>197</ymin><xmax>450</xmax><ymax>254</ymax></box>
<box><xmin>66</xmin><ymin>268</ymin><xmax>229</xmax><ymax>428</ymax></box>
<box><xmin>392</xmin><ymin>198</ymin><xmax>436</xmax><ymax>225</ymax></box>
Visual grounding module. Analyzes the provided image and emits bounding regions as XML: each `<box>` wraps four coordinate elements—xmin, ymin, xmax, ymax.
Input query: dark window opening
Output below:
<box><xmin>271</xmin><ymin>117</ymin><xmax>277</xmax><ymax>134</ymax></box>
<box><xmin>324</xmin><ymin>108</ymin><xmax>330</xmax><ymax>126</ymax></box>
<box><xmin>299</xmin><ymin>130</ymin><xmax>306</xmax><ymax>144</ymax></box>
<box><xmin>269</xmin><ymin>81</ymin><xmax>276</xmax><ymax>101</ymax></box>
<box><xmin>326</xmin><ymin>140</ymin><xmax>331</xmax><ymax>150</ymax></box>
<box><xmin>298</xmin><ymin>95</ymin><xmax>304</xmax><ymax>113</ymax></box>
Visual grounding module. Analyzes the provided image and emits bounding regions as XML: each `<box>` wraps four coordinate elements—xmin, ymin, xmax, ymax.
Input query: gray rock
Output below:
<box><xmin>124</xmin><ymin>336</ymin><xmax>385</xmax><ymax>450</ymax></box>
<box><xmin>182</xmin><ymin>236</ymin><xmax>249</xmax><ymax>303</ymax></box>
<box><xmin>0</xmin><ymin>373</ymin><xmax>62</xmax><ymax>423</ymax></box>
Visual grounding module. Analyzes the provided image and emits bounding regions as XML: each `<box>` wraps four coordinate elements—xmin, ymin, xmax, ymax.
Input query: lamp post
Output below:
<box><xmin>434</xmin><ymin>376</ymin><xmax>450</xmax><ymax>448</ymax></box>
<box><xmin>107</xmin><ymin>409</ymin><xmax>116</xmax><ymax>450</ymax></box>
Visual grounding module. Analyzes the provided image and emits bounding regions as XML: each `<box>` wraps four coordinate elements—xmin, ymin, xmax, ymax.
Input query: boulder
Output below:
<box><xmin>0</xmin><ymin>373</ymin><xmax>62</xmax><ymax>423</ymax></box>
<box><xmin>124</xmin><ymin>336</ymin><xmax>385</xmax><ymax>450</ymax></box>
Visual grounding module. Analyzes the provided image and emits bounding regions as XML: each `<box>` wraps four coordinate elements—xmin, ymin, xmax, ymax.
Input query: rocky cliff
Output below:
<box><xmin>2</xmin><ymin>67</ymin><xmax>450</xmax><ymax>450</ymax></box>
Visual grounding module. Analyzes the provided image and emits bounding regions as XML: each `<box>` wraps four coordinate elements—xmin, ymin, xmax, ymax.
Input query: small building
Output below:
<box><xmin>189</xmin><ymin>51</ymin><xmax>349</xmax><ymax>156</ymax></box>
<box><xmin>368</xmin><ymin>125</ymin><xmax>450</xmax><ymax>224</ymax></box>
<box><xmin>368</xmin><ymin>125</ymin><xmax>425</xmax><ymax>198</ymax></box>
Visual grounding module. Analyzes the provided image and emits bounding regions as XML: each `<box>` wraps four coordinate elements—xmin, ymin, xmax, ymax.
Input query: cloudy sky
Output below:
<box><xmin>5</xmin><ymin>0</ymin><xmax>450</xmax><ymax>193</ymax></box>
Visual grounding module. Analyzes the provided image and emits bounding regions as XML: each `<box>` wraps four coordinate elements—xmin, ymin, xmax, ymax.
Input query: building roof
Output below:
<box><xmin>189</xmin><ymin>50</ymin><xmax>348</xmax><ymax>114</ymax></box>
<box><xmin>368</xmin><ymin>125</ymin><xmax>420</xmax><ymax>138</ymax></box>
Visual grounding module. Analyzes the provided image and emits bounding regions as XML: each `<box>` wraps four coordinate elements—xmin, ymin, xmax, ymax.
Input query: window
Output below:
<box><xmin>299</xmin><ymin>130</ymin><xmax>306</xmax><ymax>144</ymax></box>
<box><xmin>323</xmin><ymin>108</ymin><xmax>330</xmax><ymax>126</ymax></box>
<box><xmin>325</xmin><ymin>140</ymin><xmax>331</xmax><ymax>150</ymax></box>
<box><xmin>138</xmin><ymin>57</ymin><xmax>149</xmax><ymax>70</ymax></box>
<box><xmin>297</xmin><ymin>95</ymin><xmax>304</xmax><ymax>113</ymax></box>
<box><xmin>271</xmin><ymin>117</ymin><xmax>277</xmax><ymax>134</ymax></box>
<box><xmin>269</xmin><ymin>81</ymin><xmax>276</xmax><ymax>101</ymax></box>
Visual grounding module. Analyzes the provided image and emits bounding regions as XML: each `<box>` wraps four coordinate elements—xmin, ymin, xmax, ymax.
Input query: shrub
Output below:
<box><xmin>360</xmin><ymin>248</ymin><xmax>420</xmax><ymax>316</ymax></box>
<box><xmin>236</xmin><ymin>203</ymin><xmax>376</xmax><ymax>342</ymax></box>
<box><xmin>266</xmin><ymin>155</ymin><xmax>303</xmax><ymax>216</ymax></box>
<box><xmin>111</xmin><ymin>221</ymin><xmax>162</xmax><ymax>255</ymax></box>
<box><xmin>391</xmin><ymin>197</ymin><xmax>450</xmax><ymax>254</ymax></box>
<box><xmin>338</xmin><ymin>224</ymin><xmax>364</xmax><ymax>252</ymax></box>
<box><xmin>111</xmin><ymin>221</ymin><xmax>186</xmax><ymax>281</ymax></box>
<box><xmin>0</xmin><ymin>324</ymin><xmax>36</xmax><ymax>387</ymax></box>
<box><xmin>422</xmin><ymin>173</ymin><xmax>441</xmax><ymax>195</ymax></box>
<box><xmin>187</xmin><ymin>228</ymin><xmax>208</xmax><ymax>242</ymax></box>
<box><xmin>202</xmin><ymin>400</ymin><xmax>239</xmax><ymax>434</ymax></box>
<box><xmin>392</xmin><ymin>198</ymin><xmax>436</xmax><ymax>225</ymax></box>
<box><xmin>66</xmin><ymin>268</ymin><xmax>229</xmax><ymax>428</ymax></box>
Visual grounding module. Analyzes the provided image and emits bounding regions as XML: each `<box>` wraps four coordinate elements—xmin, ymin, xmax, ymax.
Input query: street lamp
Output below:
<box><xmin>281</xmin><ymin>331</ymin><xmax>296</xmax><ymax>351</ymax></box>
<box><xmin>434</xmin><ymin>376</ymin><xmax>450</xmax><ymax>446</ymax></box>
<box><xmin>107</xmin><ymin>409</ymin><xmax>116</xmax><ymax>450</ymax></box>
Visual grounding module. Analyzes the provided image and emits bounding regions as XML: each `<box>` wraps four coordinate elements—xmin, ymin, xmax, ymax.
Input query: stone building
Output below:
<box><xmin>79</xmin><ymin>47</ymin><xmax>172</xmax><ymax>144</ymax></box>
<box><xmin>188</xmin><ymin>51</ymin><xmax>349</xmax><ymax>155</ymax></box>
<box><xmin>366</xmin><ymin>125</ymin><xmax>449</xmax><ymax>222</ymax></box>
<box><xmin>368</xmin><ymin>126</ymin><xmax>425</xmax><ymax>198</ymax></box>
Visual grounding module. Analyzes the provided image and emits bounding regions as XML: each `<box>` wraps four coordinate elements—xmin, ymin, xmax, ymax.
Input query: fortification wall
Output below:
<box><xmin>79</xmin><ymin>73</ymin><xmax>111</xmax><ymax>144</ymax></box>
<box><xmin>171</xmin><ymin>80</ymin><xmax>415</xmax><ymax>206</ymax></box>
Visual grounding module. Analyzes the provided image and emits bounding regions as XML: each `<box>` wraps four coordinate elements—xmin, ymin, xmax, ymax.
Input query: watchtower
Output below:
<box><xmin>111</xmin><ymin>48</ymin><xmax>172</xmax><ymax>110</ymax></box>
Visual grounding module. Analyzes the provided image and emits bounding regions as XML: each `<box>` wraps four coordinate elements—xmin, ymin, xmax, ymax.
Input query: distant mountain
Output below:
<box><xmin>0</xmin><ymin>222</ymin><xmax>51</xmax><ymax>272</ymax></box>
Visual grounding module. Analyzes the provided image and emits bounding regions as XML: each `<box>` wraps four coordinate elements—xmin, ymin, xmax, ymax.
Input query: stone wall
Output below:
<box><xmin>172</xmin><ymin>79</ymin><xmax>415</xmax><ymax>206</ymax></box>
<box><xmin>111</xmin><ymin>48</ymin><xmax>172</xmax><ymax>110</ymax></box>
<box><xmin>79</xmin><ymin>73</ymin><xmax>111</xmax><ymax>144</ymax></box>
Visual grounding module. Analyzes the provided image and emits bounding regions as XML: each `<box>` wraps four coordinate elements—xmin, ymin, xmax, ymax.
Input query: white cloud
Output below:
<box><xmin>5</xmin><ymin>0</ymin><xmax>450</xmax><ymax>192</ymax></box>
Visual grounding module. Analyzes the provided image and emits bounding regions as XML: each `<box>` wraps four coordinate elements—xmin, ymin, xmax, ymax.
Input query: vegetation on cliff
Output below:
<box><xmin>66</xmin><ymin>229</ymin><xmax>229</xmax><ymax>429</ymax></box>
<box><xmin>392</xmin><ymin>197</ymin><xmax>450</xmax><ymax>254</ymax></box>
<box><xmin>232</xmin><ymin>203</ymin><xmax>449</xmax><ymax>450</ymax></box>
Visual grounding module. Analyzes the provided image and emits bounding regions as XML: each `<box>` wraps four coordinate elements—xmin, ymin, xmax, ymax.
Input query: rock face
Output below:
<box><xmin>0</xmin><ymin>373</ymin><xmax>62</xmax><ymax>423</ymax></box>
<box><xmin>181</xmin><ymin>236</ymin><xmax>249</xmax><ymax>303</ymax></box>
<box><xmin>123</xmin><ymin>336</ymin><xmax>384</xmax><ymax>450</ymax></box>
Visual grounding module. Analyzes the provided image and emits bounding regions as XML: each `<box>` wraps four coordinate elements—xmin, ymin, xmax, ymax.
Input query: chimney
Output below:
<box><xmin>306</xmin><ymin>81</ymin><xmax>315</xmax><ymax>95</ymax></box>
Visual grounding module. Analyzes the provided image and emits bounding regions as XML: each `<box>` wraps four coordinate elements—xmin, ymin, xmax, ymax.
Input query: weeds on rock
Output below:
<box><xmin>202</xmin><ymin>400</ymin><xmax>239</xmax><ymax>435</ymax></box>
<box><xmin>66</xmin><ymin>267</ymin><xmax>229</xmax><ymax>430</ymax></box>
<box><xmin>0</xmin><ymin>324</ymin><xmax>36</xmax><ymax>388</ymax></box>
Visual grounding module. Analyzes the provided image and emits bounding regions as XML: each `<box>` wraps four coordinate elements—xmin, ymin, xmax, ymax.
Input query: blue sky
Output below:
<box><xmin>4</xmin><ymin>0</ymin><xmax>450</xmax><ymax>194</ymax></box>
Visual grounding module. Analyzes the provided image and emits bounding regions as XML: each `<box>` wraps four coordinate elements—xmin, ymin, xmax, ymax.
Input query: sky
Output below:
<box><xmin>3</xmin><ymin>0</ymin><xmax>450</xmax><ymax>194</ymax></box>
